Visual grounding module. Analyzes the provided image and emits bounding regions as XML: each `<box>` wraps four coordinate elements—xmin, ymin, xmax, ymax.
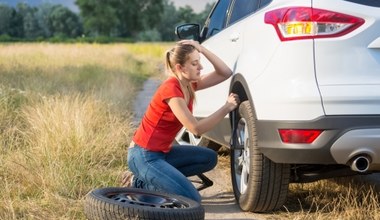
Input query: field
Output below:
<box><xmin>0</xmin><ymin>43</ymin><xmax>379</xmax><ymax>220</ymax></box>
<box><xmin>0</xmin><ymin>43</ymin><xmax>170</xmax><ymax>219</ymax></box>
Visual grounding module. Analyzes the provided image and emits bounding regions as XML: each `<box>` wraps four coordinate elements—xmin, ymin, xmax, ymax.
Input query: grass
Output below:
<box><xmin>1</xmin><ymin>42</ymin><xmax>379</xmax><ymax>220</ymax></box>
<box><xmin>0</xmin><ymin>42</ymin><xmax>170</xmax><ymax>219</ymax></box>
<box><xmin>281</xmin><ymin>179</ymin><xmax>380</xmax><ymax>220</ymax></box>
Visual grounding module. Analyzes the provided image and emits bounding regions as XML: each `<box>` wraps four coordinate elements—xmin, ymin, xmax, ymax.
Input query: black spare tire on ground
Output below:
<box><xmin>84</xmin><ymin>187</ymin><xmax>205</xmax><ymax>220</ymax></box>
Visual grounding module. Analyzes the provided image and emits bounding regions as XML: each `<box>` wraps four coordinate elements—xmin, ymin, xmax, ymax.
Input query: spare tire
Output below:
<box><xmin>84</xmin><ymin>187</ymin><xmax>205</xmax><ymax>220</ymax></box>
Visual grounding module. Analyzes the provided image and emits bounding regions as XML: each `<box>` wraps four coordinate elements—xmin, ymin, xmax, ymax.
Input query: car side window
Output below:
<box><xmin>228</xmin><ymin>0</ymin><xmax>260</xmax><ymax>25</ymax></box>
<box><xmin>260</xmin><ymin>0</ymin><xmax>272</xmax><ymax>8</ymax></box>
<box><xmin>204</xmin><ymin>0</ymin><xmax>230</xmax><ymax>39</ymax></box>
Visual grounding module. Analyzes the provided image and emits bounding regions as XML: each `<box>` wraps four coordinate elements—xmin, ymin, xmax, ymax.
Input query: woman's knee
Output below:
<box><xmin>205</xmin><ymin>148</ymin><xmax>218</xmax><ymax>168</ymax></box>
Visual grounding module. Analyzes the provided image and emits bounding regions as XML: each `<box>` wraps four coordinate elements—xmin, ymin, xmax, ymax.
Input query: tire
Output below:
<box><xmin>175</xmin><ymin>127</ymin><xmax>221</xmax><ymax>151</ymax></box>
<box><xmin>230</xmin><ymin>101</ymin><xmax>290</xmax><ymax>212</ymax></box>
<box><xmin>84</xmin><ymin>187</ymin><xmax>205</xmax><ymax>220</ymax></box>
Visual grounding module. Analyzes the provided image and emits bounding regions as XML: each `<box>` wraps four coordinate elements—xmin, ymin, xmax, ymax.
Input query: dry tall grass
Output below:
<box><xmin>0</xmin><ymin>43</ymin><xmax>169</xmax><ymax>219</ymax></box>
<box><xmin>281</xmin><ymin>179</ymin><xmax>380</xmax><ymax>220</ymax></box>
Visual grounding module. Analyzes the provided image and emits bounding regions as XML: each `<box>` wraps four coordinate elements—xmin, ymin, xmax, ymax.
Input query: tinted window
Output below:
<box><xmin>260</xmin><ymin>0</ymin><xmax>272</xmax><ymax>7</ymax></box>
<box><xmin>205</xmin><ymin>0</ymin><xmax>230</xmax><ymax>38</ymax></box>
<box><xmin>344</xmin><ymin>0</ymin><xmax>380</xmax><ymax>7</ymax></box>
<box><xmin>229</xmin><ymin>0</ymin><xmax>259</xmax><ymax>25</ymax></box>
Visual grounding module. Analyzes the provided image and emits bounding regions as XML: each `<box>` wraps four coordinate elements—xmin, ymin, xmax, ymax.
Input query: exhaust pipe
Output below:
<box><xmin>350</xmin><ymin>156</ymin><xmax>370</xmax><ymax>173</ymax></box>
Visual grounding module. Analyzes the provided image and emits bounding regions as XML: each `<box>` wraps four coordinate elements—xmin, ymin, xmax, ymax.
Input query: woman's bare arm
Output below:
<box><xmin>180</xmin><ymin>40</ymin><xmax>232</xmax><ymax>90</ymax></box>
<box><xmin>167</xmin><ymin>93</ymin><xmax>239</xmax><ymax>136</ymax></box>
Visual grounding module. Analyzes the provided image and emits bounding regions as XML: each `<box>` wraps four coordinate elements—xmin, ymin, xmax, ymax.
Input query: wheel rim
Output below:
<box><xmin>175</xmin><ymin>127</ymin><xmax>202</xmax><ymax>145</ymax></box>
<box><xmin>233</xmin><ymin>118</ymin><xmax>250</xmax><ymax>194</ymax></box>
<box><xmin>108</xmin><ymin>191</ymin><xmax>189</xmax><ymax>209</ymax></box>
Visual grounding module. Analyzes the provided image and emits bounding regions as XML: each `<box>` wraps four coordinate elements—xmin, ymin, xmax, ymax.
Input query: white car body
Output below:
<box><xmin>176</xmin><ymin>0</ymin><xmax>380</xmax><ymax>212</ymax></box>
<box><xmin>194</xmin><ymin>0</ymin><xmax>380</xmax><ymax>165</ymax></box>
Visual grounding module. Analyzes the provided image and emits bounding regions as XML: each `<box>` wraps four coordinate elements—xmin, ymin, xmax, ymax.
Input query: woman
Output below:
<box><xmin>125</xmin><ymin>40</ymin><xmax>239</xmax><ymax>202</ymax></box>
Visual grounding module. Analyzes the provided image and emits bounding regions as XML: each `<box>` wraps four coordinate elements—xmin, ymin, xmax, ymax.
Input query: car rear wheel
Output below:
<box><xmin>230</xmin><ymin>101</ymin><xmax>290</xmax><ymax>212</ymax></box>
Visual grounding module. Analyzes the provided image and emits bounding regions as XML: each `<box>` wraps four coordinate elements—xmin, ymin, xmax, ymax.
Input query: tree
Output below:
<box><xmin>18</xmin><ymin>4</ymin><xmax>44</xmax><ymax>39</ymax></box>
<box><xmin>48</xmin><ymin>5</ymin><xmax>83</xmax><ymax>38</ymax></box>
<box><xmin>75</xmin><ymin>0</ymin><xmax>119</xmax><ymax>37</ymax></box>
<box><xmin>154</xmin><ymin>0</ymin><xmax>178</xmax><ymax>41</ymax></box>
<box><xmin>8</xmin><ymin>6</ymin><xmax>24</xmax><ymax>37</ymax></box>
<box><xmin>0</xmin><ymin>3</ymin><xmax>39</xmax><ymax>38</ymax></box>
<box><xmin>75</xmin><ymin>0</ymin><xmax>164</xmax><ymax>38</ymax></box>
<box><xmin>0</xmin><ymin>4</ymin><xmax>14</xmax><ymax>36</ymax></box>
<box><xmin>176</xmin><ymin>6</ymin><xmax>197</xmax><ymax>24</ymax></box>
<box><xmin>116</xmin><ymin>0</ymin><xmax>164</xmax><ymax>38</ymax></box>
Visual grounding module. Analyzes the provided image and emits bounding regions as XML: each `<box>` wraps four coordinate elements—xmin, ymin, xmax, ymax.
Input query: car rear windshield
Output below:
<box><xmin>344</xmin><ymin>0</ymin><xmax>380</xmax><ymax>7</ymax></box>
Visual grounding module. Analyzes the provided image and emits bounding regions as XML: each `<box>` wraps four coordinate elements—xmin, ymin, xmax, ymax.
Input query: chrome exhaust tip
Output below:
<box><xmin>350</xmin><ymin>156</ymin><xmax>370</xmax><ymax>173</ymax></box>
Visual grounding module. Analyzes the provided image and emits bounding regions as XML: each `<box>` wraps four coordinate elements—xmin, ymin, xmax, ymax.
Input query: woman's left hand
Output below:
<box><xmin>226</xmin><ymin>93</ymin><xmax>240</xmax><ymax>111</ymax></box>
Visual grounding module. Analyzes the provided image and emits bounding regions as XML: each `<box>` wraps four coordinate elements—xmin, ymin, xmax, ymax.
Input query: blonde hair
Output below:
<box><xmin>165</xmin><ymin>43</ymin><xmax>196</xmax><ymax>101</ymax></box>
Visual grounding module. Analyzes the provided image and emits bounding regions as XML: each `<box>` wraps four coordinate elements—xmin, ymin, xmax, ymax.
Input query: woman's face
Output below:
<box><xmin>179</xmin><ymin>50</ymin><xmax>203</xmax><ymax>81</ymax></box>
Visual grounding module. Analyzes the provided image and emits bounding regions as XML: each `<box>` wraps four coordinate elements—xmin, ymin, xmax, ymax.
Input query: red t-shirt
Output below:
<box><xmin>132</xmin><ymin>77</ymin><xmax>194</xmax><ymax>153</ymax></box>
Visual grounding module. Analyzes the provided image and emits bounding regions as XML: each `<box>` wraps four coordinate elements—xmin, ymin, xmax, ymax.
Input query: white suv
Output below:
<box><xmin>175</xmin><ymin>0</ymin><xmax>380</xmax><ymax>213</ymax></box>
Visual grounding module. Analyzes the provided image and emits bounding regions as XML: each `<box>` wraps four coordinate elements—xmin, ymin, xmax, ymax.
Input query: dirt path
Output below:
<box><xmin>196</xmin><ymin>161</ymin><xmax>268</xmax><ymax>220</ymax></box>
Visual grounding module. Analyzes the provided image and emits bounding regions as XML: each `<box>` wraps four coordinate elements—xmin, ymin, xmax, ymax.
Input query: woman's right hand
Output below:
<box><xmin>226</xmin><ymin>93</ymin><xmax>240</xmax><ymax>112</ymax></box>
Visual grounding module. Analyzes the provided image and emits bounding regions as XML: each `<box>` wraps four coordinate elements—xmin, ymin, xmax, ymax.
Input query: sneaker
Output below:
<box><xmin>121</xmin><ymin>170</ymin><xmax>134</xmax><ymax>187</ymax></box>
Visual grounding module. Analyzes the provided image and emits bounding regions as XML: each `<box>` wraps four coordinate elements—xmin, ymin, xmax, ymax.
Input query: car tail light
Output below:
<box><xmin>264</xmin><ymin>7</ymin><xmax>365</xmax><ymax>41</ymax></box>
<box><xmin>278</xmin><ymin>129</ymin><xmax>323</xmax><ymax>144</ymax></box>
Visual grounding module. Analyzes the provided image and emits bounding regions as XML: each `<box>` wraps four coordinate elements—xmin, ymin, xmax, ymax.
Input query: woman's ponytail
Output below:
<box><xmin>165</xmin><ymin>48</ymin><xmax>174</xmax><ymax>75</ymax></box>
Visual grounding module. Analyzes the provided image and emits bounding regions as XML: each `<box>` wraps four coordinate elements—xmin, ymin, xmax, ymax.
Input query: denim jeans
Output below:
<box><xmin>127</xmin><ymin>144</ymin><xmax>217</xmax><ymax>202</ymax></box>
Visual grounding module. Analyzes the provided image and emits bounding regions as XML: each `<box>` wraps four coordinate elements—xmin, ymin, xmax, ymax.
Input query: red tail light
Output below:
<box><xmin>264</xmin><ymin>7</ymin><xmax>365</xmax><ymax>41</ymax></box>
<box><xmin>279</xmin><ymin>129</ymin><xmax>323</xmax><ymax>144</ymax></box>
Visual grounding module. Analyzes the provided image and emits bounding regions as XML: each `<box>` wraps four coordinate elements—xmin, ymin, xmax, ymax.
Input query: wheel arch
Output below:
<box><xmin>230</xmin><ymin>73</ymin><xmax>251</xmax><ymax>104</ymax></box>
<box><xmin>229</xmin><ymin>73</ymin><xmax>258</xmax><ymax>124</ymax></box>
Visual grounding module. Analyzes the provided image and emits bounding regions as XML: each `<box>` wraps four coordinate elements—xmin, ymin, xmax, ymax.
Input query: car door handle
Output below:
<box><xmin>230</xmin><ymin>33</ymin><xmax>240</xmax><ymax>42</ymax></box>
<box><xmin>368</xmin><ymin>37</ymin><xmax>380</xmax><ymax>49</ymax></box>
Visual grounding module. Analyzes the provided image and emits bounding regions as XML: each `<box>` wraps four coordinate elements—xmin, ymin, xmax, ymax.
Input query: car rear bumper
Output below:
<box><xmin>257</xmin><ymin>115</ymin><xmax>380</xmax><ymax>171</ymax></box>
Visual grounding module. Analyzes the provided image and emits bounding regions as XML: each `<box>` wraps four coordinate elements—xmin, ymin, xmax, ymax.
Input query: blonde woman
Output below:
<box><xmin>126</xmin><ymin>40</ymin><xmax>239</xmax><ymax>202</ymax></box>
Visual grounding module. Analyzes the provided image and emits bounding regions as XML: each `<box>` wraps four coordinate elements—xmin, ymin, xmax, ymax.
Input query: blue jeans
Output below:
<box><xmin>127</xmin><ymin>144</ymin><xmax>217</xmax><ymax>202</ymax></box>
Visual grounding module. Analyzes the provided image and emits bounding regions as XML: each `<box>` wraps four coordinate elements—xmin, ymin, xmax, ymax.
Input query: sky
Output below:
<box><xmin>172</xmin><ymin>0</ymin><xmax>216</xmax><ymax>12</ymax></box>
<box><xmin>0</xmin><ymin>0</ymin><xmax>217</xmax><ymax>13</ymax></box>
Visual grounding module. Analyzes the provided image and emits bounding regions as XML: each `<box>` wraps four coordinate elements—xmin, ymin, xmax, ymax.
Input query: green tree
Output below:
<box><xmin>48</xmin><ymin>5</ymin><xmax>83</xmax><ymax>38</ymax></box>
<box><xmin>116</xmin><ymin>0</ymin><xmax>164</xmax><ymax>38</ymax></box>
<box><xmin>15</xmin><ymin>2</ymin><xmax>37</xmax><ymax>39</ymax></box>
<box><xmin>75</xmin><ymin>0</ymin><xmax>119</xmax><ymax>37</ymax></box>
<box><xmin>155</xmin><ymin>0</ymin><xmax>178</xmax><ymax>41</ymax></box>
<box><xmin>9</xmin><ymin>6</ymin><xmax>24</xmax><ymax>37</ymax></box>
<box><xmin>35</xmin><ymin>3</ymin><xmax>59</xmax><ymax>38</ymax></box>
<box><xmin>176</xmin><ymin>5</ymin><xmax>197</xmax><ymax>24</ymax></box>
<box><xmin>75</xmin><ymin>0</ymin><xmax>163</xmax><ymax>38</ymax></box>
<box><xmin>0</xmin><ymin>3</ymin><xmax>35</xmax><ymax>38</ymax></box>
<box><xmin>0</xmin><ymin>4</ymin><xmax>14</xmax><ymax>36</ymax></box>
